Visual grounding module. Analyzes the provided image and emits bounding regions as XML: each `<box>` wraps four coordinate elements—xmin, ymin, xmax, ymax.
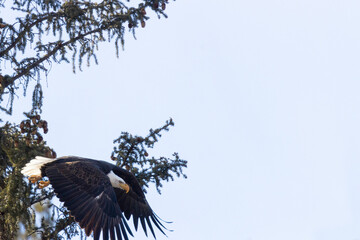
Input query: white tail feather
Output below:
<box><xmin>21</xmin><ymin>156</ymin><xmax>56</xmax><ymax>176</ymax></box>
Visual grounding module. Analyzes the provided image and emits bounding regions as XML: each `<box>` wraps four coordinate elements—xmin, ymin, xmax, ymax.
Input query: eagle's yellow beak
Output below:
<box><xmin>119</xmin><ymin>183</ymin><xmax>130</xmax><ymax>193</ymax></box>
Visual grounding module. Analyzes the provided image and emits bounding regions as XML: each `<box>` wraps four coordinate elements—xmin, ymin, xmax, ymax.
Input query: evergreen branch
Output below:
<box><xmin>0</xmin><ymin>0</ymin><xmax>171</xmax><ymax>113</ymax></box>
<box><xmin>112</xmin><ymin>118</ymin><xmax>187</xmax><ymax>193</ymax></box>
<box><xmin>30</xmin><ymin>194</ymin><xmax>52</xmax><ymax>205</ymax></box>
<box><xmin>121</xmin><ymin>141</ymin><xmax>136</xmax><ymax>168</ymax></box>
<box><xmin>9</xmin><ymin>27</ymin><xmax>104</xmax><ymax>85</ymax></box>
<box><xmin>0</xmin><ymin>13</ymin><xmax>61</xmax><ymax>58</ymax></box>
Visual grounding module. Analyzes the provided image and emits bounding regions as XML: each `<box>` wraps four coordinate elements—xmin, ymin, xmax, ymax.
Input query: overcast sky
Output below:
<box><xmin>6</xmin><ymin>0</ymin><xmax>360</xmax><ymax>239</ymax></box>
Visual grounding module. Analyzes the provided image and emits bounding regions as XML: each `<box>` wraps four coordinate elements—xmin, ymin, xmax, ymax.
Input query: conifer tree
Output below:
<box><xmin>0</xmin><ymin>1</ymin><xmax>187</xmax><ymax>239</ymax></box>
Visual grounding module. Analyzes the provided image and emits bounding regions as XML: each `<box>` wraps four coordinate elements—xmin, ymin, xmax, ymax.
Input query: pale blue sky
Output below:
<box><xmin>6</xmin><ymin>0</ymin><xmax>360</xmax><ymax>239</ymax></box>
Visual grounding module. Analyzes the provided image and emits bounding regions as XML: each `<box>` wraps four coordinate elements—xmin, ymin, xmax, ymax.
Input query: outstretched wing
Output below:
<box><xmin>113</xmin><ymin>167</ymin><xmax>170</xmax><ymax>239</ymax></box>
<box><xmin>44</xmin><ymin>160</ymin><xmax>133</xmax><ymax>240</ymax></box>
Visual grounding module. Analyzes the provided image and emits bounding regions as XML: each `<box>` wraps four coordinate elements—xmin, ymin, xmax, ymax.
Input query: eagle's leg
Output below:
<box><xmin>38</xmin><ymin>180</ymin><xmax>50</xmax><ymax>189</ymax></box>
<box><xmin>28</xmin><ymin>175</ymin><xmax>42</xmax><ymax>183</ymax></box>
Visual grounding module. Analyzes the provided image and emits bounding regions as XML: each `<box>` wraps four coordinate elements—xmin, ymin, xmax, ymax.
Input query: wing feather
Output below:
<box><xmin>122</xmin><ymin>214</ymin><xmax>133</xmax><ymax>237</ymax></box>
<box><xmin>75</xmin><ymin>199</ymin><xmax>96</xmax><ymax>224</ymax></box>
<box><xmin>140</xmin><ymin>216</ymin><xmax>148</xmax><ymax>236</ymax></box>
<box><xmin>79</xmin><ymin>206</ymin><xmax>95</xmax><ymax>229</ymax></box>
<box><xmin>93</xmin><ymin>224</ymin><xmax>101</xmax><ymax>240</ymax></box>
<box><xmin>115</xmin><ymin>224</ymin><xmax>123</xmax><ymax>240</ymax></box>
<box><xmin>146</xmin><ymin>216</ymin><xmax>156</xmax><ymax>238</ymax></box>
<box><xmin>151</xmin><ymin>215</ymin><xmax>167</xmax><ymax>236</ymax></box>
<box><xmin>133</xmin><ymin>215</ymin><xmax>139</xmax><ymax>231</ymax></box>
<box><xmin>114</xmin><ymin>186</ymin><xmax>169</xmax><ymax>237</ymax></box>
<box><xmin>102</xmin><ymin>218</ymin><xmax>109</xmax><ymax>240</ymax></box>
<box><xmin>85</xmin><ymin>206</ymin><xmax>101</xmax><ymax>236</ymax></box>
<box><xmin>109</xmin><ymin>218</ymin><xmax>116</xmax><ymax>240</ymax></box>
<box><xmin>93</xmin><ymin>211</ymin><xmax>105</xmax><ymax>239</ymax></box>
<box><xmin>119</xmin><ymin>218</ymin><xmax>129</xmax><ymax>240</ymax></box>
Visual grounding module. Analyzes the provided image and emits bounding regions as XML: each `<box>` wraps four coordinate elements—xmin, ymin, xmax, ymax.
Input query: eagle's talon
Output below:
<box><xmin>28</xmin><ymin>175</ymin><xmax>41</xmax><ymax>183</ymax></box>
<box><xmin>38</xmin><ymin>180</ymin><xmax>50</xmax><ymax>189</ymax></box>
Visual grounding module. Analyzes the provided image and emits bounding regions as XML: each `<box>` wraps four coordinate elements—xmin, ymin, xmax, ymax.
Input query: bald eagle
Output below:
<box><xmin>21</xmin><ymin>156</ymin><xmax>169</xmax><ymax>240</ymax></box>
